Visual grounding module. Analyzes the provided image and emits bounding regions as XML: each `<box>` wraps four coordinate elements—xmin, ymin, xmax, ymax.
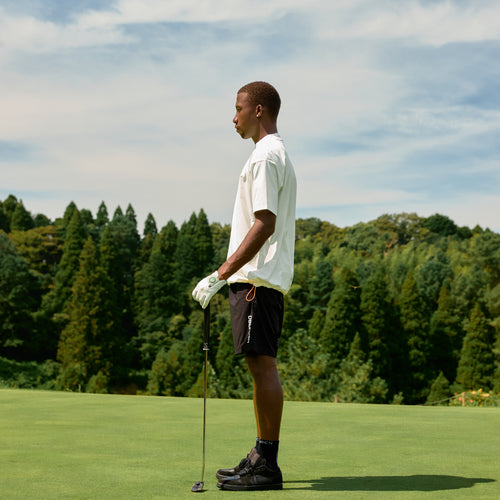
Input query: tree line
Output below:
<box><xmin>1</xmin><ymin>194</ymin><xmax>499</xmax><ymax>405</ymax></box>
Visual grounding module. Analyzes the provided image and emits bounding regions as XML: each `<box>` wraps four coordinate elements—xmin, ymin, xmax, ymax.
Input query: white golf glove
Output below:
<box><xmin>192</xmin><ymin>271</ymin><xmax>227</xmax><ymax>309</ymax></box>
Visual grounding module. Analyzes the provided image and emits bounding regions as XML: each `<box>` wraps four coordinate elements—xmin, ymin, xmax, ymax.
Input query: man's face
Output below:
<box><xmin>233</xmin><ymin>92</ymin><xmax>259</xmax><ymax>142</ymax></box>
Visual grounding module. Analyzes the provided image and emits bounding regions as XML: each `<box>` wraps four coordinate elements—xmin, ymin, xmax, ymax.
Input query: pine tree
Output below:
<box><xmin>95</xmin><ymin>202</ymin><xmax>109</xmax><ymax>231</ymax></box>
<box><xmin>429</xmin><ymin>282</ymin><xmax>462</xmax><ymax>382</ymax></box>
<box><xmin>416</xmin><ymin>251</ymin><xmax>453</xmax><ymax>309</ymax></box>
<box><xmin>144</xmin><ymin>213</ymin><xmax>158</xmax><ymax>237</ymax></box>
<box><xmin>360</xmin><ymin>265</ymin><xmax>395</xmax><ymax>385</ymax></box>
<box><xmin>133</xmin><ymin>221</ymin><xmax>180</xmax><ymax>367</ymax></box>
<box><xmin>0</xmin><ymin>233</ymin><xmax>39</xmax><ymax>360</ymax></box>
<box><xmin>147</xmin><ymin>341</ymin><xmax>184</xmax><ymax>396</ymax></box>
<box><xmin>320</xmin><ymin>268</ymin><xmax>361</xmax><ymax>368</ymax></box>
<box><xmin>174</xmin><ymin>212</ymin><xmax>199</xmax><ymax>288</ymax></box>
<box><xmin>42</xmin><ymin>209</ymin><xmax>86</xmax><ymax>320</ymax></box>
<box><xmin>99</xmin><ymin>212</ymin><xmax>140</xmax><ymax>384</ymax></box>
<box><xmin>1</xmin><ymin>195</ymin><xmax>19</xmax><ymax>232</ymax></box>
<box><xmin>399</xmin><ymin>271</ymin><xmax>431</xmax><ymax>402</ymax></box>
<box><xmin>455</xmin><ymin>302</ymin><xmax>495</xmax><ymax>391</ymax></box>
<box><xmin>0</xmin><ymin>205</ymin><xmax>9</xmax><ymax>232</ymax></box>
<box><xmin>56</xmin><ymin>237</ymin><xmax>112</xmax><ymax>391</ymax></box>
<box><xmin>426</xmin><ymin>371</ymin><xmax>450</xmax><ymax>405</ymax></box>
<box><xmin>279</xmin><ymin>329</ymin><xmax>330</xmax><ymax>401</ymax></box>
<box><xmin>194</xmin><ymin>209</ymin><xmax>214</xmax><ymax>276</ymax></box>
<box><xmin>10</xmin><ymin>201</ymin><xmax>34</xmax><ymax>231</ymax></box>
<box><xmin>335</xmin><ymin>333</ymin><xmax>388</xmax><ymax>403</ymax></box>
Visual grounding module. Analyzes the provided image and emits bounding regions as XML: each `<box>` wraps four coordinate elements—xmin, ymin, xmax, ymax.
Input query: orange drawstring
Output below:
<box><xmin>246</xmin><ymin>285</ymin><xmax>256</xmax><ymax>302</ymax></box>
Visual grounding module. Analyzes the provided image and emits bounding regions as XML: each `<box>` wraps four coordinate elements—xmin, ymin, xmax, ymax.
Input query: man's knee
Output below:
<box><xmin>245</xmin><ymin>354</ymin><xmax>278</xmax><ymax>380</ymax></box>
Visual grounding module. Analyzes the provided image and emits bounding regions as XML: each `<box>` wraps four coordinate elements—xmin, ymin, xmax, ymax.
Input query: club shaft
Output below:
<box><xmin>201</xmin><ymin>304</ymin><xmax>210</xmax><ymax>484</ymax></box>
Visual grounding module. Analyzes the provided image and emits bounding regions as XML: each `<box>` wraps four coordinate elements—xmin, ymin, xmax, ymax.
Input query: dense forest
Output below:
<box><xmin>1</xmin><ymin>194</ymin><xmax>499</xmax><ymax>405</ymax></box>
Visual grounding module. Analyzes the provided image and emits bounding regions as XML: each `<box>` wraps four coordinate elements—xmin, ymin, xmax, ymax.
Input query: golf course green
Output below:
<box><xmin>1</xmin><ymin>389</ymin><xmax>498</xmax><ymax>499</ymax></box>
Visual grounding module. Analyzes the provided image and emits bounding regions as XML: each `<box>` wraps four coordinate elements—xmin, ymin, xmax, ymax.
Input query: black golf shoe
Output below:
<box><xmin>217</xmin><ymin>456</ymin><xmax>283</xmax><ymax>491</ymax></box>
<box><xmin>215</xmin><ymin>447</ymin><xmax>257</xmax><ymax>480</ymax></box>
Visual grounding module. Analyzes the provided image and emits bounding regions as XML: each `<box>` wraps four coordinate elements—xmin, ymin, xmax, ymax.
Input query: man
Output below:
<box><xmin>192</xmin><ymin>81</ymin><xmax>296</xmax><ymax>491</ymax></box>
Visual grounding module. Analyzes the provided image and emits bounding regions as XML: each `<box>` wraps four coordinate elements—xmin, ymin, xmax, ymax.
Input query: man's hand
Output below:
<box><xmin>192</xmin><ymin>271</ymin><xmax>227</xmax><ymax>309</ymax></box>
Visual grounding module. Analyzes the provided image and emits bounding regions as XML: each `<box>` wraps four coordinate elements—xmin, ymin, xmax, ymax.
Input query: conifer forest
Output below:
<box><xmin>1</xmin><ymin>194</ymin><xmax>499</xmax><ymax>405</ymax></box>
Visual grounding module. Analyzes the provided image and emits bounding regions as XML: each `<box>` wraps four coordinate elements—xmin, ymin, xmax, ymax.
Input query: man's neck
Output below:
<box><xmin>253</xmin><ymin>124</ymin><xmax>278</xmax><ymax>144</ymax></box>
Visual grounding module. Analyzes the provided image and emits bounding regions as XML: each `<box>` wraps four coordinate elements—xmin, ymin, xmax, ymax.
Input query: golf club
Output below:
<box><xmin>191</xmin><ymin>303</ymin><xmax>210</xmax><ymax>493</ymax></box>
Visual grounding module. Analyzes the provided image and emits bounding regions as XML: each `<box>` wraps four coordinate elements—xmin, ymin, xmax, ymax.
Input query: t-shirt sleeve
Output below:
<box><xmin>250</xmin><ymin>159</ymin><xmax>280</xmax><ymax>216</ymax></box>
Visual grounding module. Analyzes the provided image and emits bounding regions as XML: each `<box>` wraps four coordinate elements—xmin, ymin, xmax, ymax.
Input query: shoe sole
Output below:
<box><xmin>217</xmin><ymin>482</ymin><xmax>283</xmax><ymax>491</ymax></box>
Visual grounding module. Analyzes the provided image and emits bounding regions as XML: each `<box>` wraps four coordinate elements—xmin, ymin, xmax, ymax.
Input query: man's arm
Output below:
<box><xmin>217</xmin><ymin>209</ymin><xmax>276</xmax><ymax>281</ymax></box>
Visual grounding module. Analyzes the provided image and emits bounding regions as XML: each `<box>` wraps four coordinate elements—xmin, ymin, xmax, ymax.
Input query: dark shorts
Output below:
<box><xmin>229</xmin><ymin>283</ymin><xmax>284</xmax><ymax>357</ymax></box>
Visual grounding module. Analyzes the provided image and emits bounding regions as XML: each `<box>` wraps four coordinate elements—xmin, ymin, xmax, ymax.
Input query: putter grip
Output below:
<box><xmin>203</xmin><ymin>304</ymin><xmax>210</xmax><ymax>346</ymax></box>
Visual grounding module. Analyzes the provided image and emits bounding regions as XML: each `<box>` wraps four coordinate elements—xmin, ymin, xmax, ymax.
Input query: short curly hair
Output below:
<box><xmin>238</xmin><ymin>81</ymin><xmax>281</xmax><ymax>120</ymax></box>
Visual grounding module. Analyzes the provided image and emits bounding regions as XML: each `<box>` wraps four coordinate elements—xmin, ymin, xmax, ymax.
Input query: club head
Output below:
<box><xmin>191</xmin><ymin>481</ymin><xmax>204</xmax><ymax>492</ymax></box>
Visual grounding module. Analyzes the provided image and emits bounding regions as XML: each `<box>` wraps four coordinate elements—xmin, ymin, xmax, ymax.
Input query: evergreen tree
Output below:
<box><xmin>99</xmin><ymin>212</ymin><xmax>140</xmax><ymax>384</ymax></box>
<box><xmin>279</xmin><ymin>329</ymin><xmax>331</xmax><ymax>401</ymax></box>
<box><xmin>429</xmin><ymin>282</ymin><xmax>462</xmax><ymax>382</ymax></box>
<box><xmin>174</xmin><ymin>212</ymin><xmax>199</xmax><ymax>288</ymax></box>
<box><xmin>492</xmin><ymin>329</ymin><xmax>500</xmax><ymax>394</ymax></box>
<box><xmin>0</xmin><ymin>205</ymin><xmax>9</xmax><ymax>232</ymax></box>
<box><xmin>56</xmin><ymin>238</ymin><xmax>112</xmax><ymax>391</ymax></box>
<box><xmin>143</xmin><ymin>213</ymin><xmax>158</xmax><ymax>238</ymax></box>
<box><xmin>147</xmin><ymin>341</ymin><xmax>184</xmax><ymax>396</ymax></box>
<box><xmin>133</xmin><ymin>221</ymin><xmax>180</xmax><ymax>367</ymax></box>
<box><xmin>320</xmin><ymin>268</ymin><xmax>361</xmax><ymax>368</ymax></box>
<box><xmin>416</xmin><ymin>251</ymin><xmax>453</xmax><ymax>309</ymax></box>
<box><xmin>2</xmin><ymin>194</ymin><xmax>19</xmax><ymax>231</ymax></box>
<box><xmin>95</xmin><ymin>202</ymin><xmax>109</xmax><ymax>231</ymax></box>
<box><xmin>42</xmin><ymin>209</ymin><xmax>86</xmax><ymax>320</ymax></box>
<box><xmin>113</xmin><ymin>206</ymin><xmax>124</xmax><ymax>219</ymax></box>
<box><xmin>125</xmin><ymin>204</ymin><xmax>137</xmax><ymax>225</ymax></box>
<box><xmin>58</xmin><ymin>202</ymin><xmax>79</xmax><ymax>240</ymax></box>
<box><xmin>308</xmin><ymin>256</ymin><xmax>334</xmax><ymax>314</ymax></box>
<box><xmin>422</xmin><ymin>214</ymin><xmax>458</xmax><ymax>237</ymax></box>
<box><xmin>426</xmin><ymin>371</ymin><xmax>450</xmax><ymax>405</ymax></box>
<box><xmin>10</xmin><ymin>201</ymin><xmax>34</xmax><ymax>231</ymax></box>
<box><xmin>176</xmin><ymin>312</ymin><xmax>205</xmax><ymax>394</ymax></box>
<box><xmin>335</xmin><ymin>333</ymin><xmax>388</xmax><ymax>403</ymax></box>
<box><xmin>0</xmin><ymin>233</ymin><xmax>39</xmax><ymax>360</ymax></box>
<box><xmin>455</xmin><ymin>302</ymin><xmax>495</xmax><ymax>391</ymax></box>
<box><xmin>194</xmin><ymin>209</ymin><xmax>214</xmax><ymax>277</ymax></box>
<box><xmin>360</xmin><ymin>265</ymin><xmax>395</xmax><ymax>386</ymax></box>
<box><xmin>399</xmin><ymin>271</ymin><xmax>431</xmax><ymax>402</ymax></box>
<box><xmin>33</xmin><ymin>213</ymin><xmax>51</xmax><ymax>228</ymax></box>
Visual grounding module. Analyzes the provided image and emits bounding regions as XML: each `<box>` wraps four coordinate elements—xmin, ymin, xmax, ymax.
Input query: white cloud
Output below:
<box><xmin>0</xmin><ymin>1</ymin><xmax>499</xmax><ymax>233</ymax></box>
<box><xmin>315</xmin><ymin>0</ymin><xmax>500</xmax><ymax>46</ymax></box>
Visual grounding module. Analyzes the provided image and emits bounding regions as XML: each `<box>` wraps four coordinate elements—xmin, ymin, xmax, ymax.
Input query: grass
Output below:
<box><xmin>1</xmin><ymin>389</ymin><xmax>499</xmax><ymax>499</ymax></box>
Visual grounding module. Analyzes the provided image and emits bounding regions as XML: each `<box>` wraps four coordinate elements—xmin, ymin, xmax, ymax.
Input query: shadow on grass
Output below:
<box><xmin>285</xmin><ymin>475</ymin><xmax>495</xmax><ymax>492</ymax></box>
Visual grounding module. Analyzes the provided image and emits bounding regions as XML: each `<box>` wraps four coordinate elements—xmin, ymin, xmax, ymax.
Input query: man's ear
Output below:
<box><xmin>256</xmin><ymin>104</ymin><xmax>262</xmax><ymax>117</ymax></box>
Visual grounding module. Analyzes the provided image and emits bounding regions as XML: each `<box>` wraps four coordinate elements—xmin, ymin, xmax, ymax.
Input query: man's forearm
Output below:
<box><xmin>218</xmin><ymin>210</ymin><xmax>276</xmax><ymax>281</ymax></box>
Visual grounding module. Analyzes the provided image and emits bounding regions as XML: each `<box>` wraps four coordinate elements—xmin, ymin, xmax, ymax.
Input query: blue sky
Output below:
<box><xmin>1</xmin><ymin>0</ymin><xmax>499</xmax><ymax>233</ymax></box>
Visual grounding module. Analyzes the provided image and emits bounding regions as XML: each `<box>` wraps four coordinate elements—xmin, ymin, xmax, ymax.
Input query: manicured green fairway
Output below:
<box><xmin>1</xmin><ymin>389</ymin><xmax>498</xmax><ymax>499</ymax></box>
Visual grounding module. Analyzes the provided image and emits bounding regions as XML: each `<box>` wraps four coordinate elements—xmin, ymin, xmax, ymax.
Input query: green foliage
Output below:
<box><xmin>455</xmin><ymin>302</ymin><xmax>495</xmax><ymax>391</ymax></box>
<box><xmin>56</xmin><ymin>238</ymin><xmax>113</xmax><ymax>391</ymax></box>
<box><xmin>335</xmin><ymin>333</ymin><xmax>388</xmax><ymax>403</ymax></box>
<box><xmin>10</xmin><ymin>201</ymin><xmax>34</xmax><ymax>231</ymax></box>
<box><xmin>0</xmin><ymin>232</ymin><xmax>40</xmax><ymax>360</ymax></box>
<box><xmin>0</xmin><ymin>357</ymin><xmax>59</xmax><ymax>389</ymax></box>
<box><xmin>426</xmin><ymin>371</ymin><xmax>451</xmax><ymax>405</ymax></box>
<box><xmin>2</xmin><ymin>194</ymin><xmax>500</xmax><ymax>404</ymax></box>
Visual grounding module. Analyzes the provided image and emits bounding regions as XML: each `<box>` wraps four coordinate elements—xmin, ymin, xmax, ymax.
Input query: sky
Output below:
<box><xmin>1</xmin><ymin>0</ymin><xmax>499</xmax><ymax>234</ymax></box>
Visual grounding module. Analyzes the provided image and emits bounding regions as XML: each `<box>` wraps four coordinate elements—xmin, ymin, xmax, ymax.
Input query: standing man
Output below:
<box><xmin>192</xmin><ymin>81</ymin><xmax>296</xmax><ymax>491</ymax></box>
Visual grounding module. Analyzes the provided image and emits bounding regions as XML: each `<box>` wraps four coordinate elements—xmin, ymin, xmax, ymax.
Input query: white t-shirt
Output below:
<box><xmin>227</xmin><ymin>133</ymin><xmax>297</xmax><ymax>294</ymax></box>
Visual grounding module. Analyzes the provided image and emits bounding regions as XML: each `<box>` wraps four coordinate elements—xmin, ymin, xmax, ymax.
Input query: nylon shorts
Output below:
<box><xmin>229</xmin><ymin>283</ymin><xmax>284</xmax><ymax>358</ymax></box>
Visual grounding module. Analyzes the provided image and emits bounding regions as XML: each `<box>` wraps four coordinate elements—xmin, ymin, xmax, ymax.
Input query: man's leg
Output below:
<box><xmin>253</xmin><ymin>382</ymin><xmax>261</xmax><ymax>439</ymax></box>
<box><xmin>245</xmin><ymin>354</ymin><xmax>283</xmax><ymax>469</ymax></box>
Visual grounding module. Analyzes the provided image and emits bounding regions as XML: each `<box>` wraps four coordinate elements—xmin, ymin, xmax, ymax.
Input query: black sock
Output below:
<box><xmin>257</xmin><ymin>439</ymin><xmax>279</xmax><ymax>469</ymax></box>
